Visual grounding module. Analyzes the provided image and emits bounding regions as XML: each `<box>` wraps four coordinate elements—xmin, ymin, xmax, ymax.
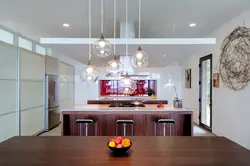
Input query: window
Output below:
<box><xmin>18</xmin><ymin>37</ymin><xmax>32</xmax><ymax>51</ymax></box>
<box><xmin>0</xmin><ymin>28</ymin><xmax>14</xmax><ymax>44</ymax></box>
<box><xmin>99</xmin><ymin>80</ymin><xmax>157</xmax><ymax>96</ymax></box>
<box><xmin>36</xmin><ymin>45</ymin><xmax>46</xmax><ymax>55</ymax></box>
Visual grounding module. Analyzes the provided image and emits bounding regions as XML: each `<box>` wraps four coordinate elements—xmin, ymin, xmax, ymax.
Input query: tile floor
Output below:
<box><xmin>40</xmin><ymin>123</ymin><xmax>215</xmax><ymax>136</ymax></box>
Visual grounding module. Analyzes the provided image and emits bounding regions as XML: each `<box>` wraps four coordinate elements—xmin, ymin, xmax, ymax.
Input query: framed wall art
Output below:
<box><xmin>185</xmin><ymin>69</ymin><xmax>191</xmax><ymax>88</ymax></box>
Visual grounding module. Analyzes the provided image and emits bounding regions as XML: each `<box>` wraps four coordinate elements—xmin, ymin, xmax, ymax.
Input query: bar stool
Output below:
<box><xmin>76</xmin><ymin>119</ymin><xmax>96</xmax><ymax>136</ymax></box>
<box><xmin>154</xmin><ymin>119</ymin><xmax>175</xmax><ymax>136</ymax></box>
<box><xmin>116</xmin><ymin>120</ymin><xmax>134</xmax><ymax>136</ymax></box>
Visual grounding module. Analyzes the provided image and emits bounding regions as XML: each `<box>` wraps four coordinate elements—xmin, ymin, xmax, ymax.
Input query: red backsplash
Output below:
<box><xmin>99</xmin><ymin>80</ymin><xmax>157</xmax><ymax>96</ymax></box>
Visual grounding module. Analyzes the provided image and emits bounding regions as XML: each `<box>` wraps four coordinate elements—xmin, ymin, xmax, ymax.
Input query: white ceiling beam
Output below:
<box><xmin>40</xmin><ymin>38</ymin><xmax>216</xmax><ymax>45</ymax></box>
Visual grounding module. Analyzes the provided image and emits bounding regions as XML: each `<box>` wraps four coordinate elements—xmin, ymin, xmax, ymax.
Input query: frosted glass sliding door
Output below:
<box><xmin>59</xmin><ymin>62</ymin><xmax>74</xmax><ymax>109</ymax></box>
<box><xmin>20</xmin><ymin>49</ymin><xmax>45</xmax><ymax>135</ymax></box>
<box><xmin>0</xmin><ymin>41</ymin><xmax>18</xmax><ymax>142</ymax></box>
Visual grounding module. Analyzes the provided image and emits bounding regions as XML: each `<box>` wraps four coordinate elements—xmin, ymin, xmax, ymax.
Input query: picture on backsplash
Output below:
<box><xmin>185</xmin><ymin>69</ymin><xmax>191</xmax><ymax>88</ymax></box>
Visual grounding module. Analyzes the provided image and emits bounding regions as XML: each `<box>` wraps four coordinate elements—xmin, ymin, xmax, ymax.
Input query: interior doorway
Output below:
<box><xmin>199</xmin><ymin>54</ymin><xmax>212</xmax><ymax>131</ymax></box>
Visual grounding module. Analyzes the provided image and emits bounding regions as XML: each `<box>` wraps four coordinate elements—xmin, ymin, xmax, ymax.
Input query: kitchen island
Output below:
<box><xmin>88</xmin><ymin>99</ymin><xmax>168</xmax><ymax>104</ymax></box>
<box><xmin>61</xmin><ymin>105</ymin><xmax>193</xmax><ymax>136</ymax></box>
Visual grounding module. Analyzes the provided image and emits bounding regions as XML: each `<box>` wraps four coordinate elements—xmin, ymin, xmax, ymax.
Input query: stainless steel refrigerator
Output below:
<box><xmin>45</xmin><ymin>74</ymin><xmax>60</xmax><ymax>131</ymax></box>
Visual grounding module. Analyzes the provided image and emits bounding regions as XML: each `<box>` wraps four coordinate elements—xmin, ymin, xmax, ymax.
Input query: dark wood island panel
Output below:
<box><xmin>62</xmin><ymin>111</ymin><xmax>192</xmax><ymax>136</ymax></box>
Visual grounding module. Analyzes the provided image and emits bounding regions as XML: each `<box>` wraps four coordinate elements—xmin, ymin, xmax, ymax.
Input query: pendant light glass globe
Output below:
<box><xmin>93</xmin><ymin>34</ymin><xmax>112</xmax><ymax>57</ymax></box>
<box><xmin>131</xmin><ymin>46</ymin><xmax>149</xmax><ymax>67</ymax></box>
<box><xmin>119</xmin><ymin>74</ymin><xmax>136</xmax><ymax>95</ymax></box>
<box><xmin>80</xmin><ymin>63</ymin><xmax>98</xmax><ymax>82</ymax></box>
<box><xmin>105</xmin><ymin>56</ymin><xmax>124</xmax><ymax>77</ymax></box>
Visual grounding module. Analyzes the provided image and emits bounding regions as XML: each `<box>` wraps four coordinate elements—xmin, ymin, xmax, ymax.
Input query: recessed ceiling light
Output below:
<box><xmin>164</xmin><ymin>55</ymin><xmax>166</xmax><ymax>57</ymax></box>
<box><xmin>63</xmin><ymin>23</ymin><xmax>70</xmax><ymax>27</ymax></box>
<box><xmin>189</xmin><ymin>23</ymin><xmax>196</xmax><ymax>27</ymax></box>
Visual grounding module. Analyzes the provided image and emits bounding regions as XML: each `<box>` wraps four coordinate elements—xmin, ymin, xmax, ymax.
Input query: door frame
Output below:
<box><xmin>199</xmin><ymin>54</ymin><xmax>212</xmax><ymax>131</ymax></box>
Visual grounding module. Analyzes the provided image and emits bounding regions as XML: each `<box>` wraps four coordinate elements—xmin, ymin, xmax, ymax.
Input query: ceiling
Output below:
<box><xmin>0</xmin><ymin>0</ymin><xmax>250</xmax><ymax>66</ymax></box>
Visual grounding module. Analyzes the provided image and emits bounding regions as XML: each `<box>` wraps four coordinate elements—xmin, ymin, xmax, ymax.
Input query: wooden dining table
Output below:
<box><xmin>0</xmin><ymin>136</ymin><xmax>250</xmax><ymax>166</ymax></box>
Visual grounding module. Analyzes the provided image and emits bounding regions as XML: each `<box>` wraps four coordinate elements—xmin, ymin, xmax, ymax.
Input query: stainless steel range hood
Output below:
<box><xmin>119</xmin><ymin>21</ymin><xmax>148</xmax><ymax>78</ymax></box>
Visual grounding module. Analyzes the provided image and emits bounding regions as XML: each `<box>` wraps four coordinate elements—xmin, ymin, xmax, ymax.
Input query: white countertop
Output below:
<box><xmin>61</xmin><ymin>104</ymin><xmax>193</xmax><ymax>112</ymax></box>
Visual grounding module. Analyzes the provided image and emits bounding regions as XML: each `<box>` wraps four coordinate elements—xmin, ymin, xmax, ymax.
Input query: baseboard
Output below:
<box><xmin>37</xmin><ymin>123</ymin><xmax>61</xmax><ymax>136</ymax></box>
<box><xmin>34</xmin><ymin>130</ymin><xmax>46</xmax><ymax>136</ymax></box>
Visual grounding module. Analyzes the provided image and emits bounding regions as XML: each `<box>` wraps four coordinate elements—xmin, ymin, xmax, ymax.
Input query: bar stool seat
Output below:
<box><xmin>154</xmin><ymin>119</ymin><xmax>175</xmax><ymax>136</ymax></box>
<box><xmin>157</xmin><ymin>119</ymin><xmax>175</xmax><ymax>124</ymax></box>
<box><xmin>76</xmin><ymin>119</ymin><xmax>96</xmax><ymax>136</ymax></box>
<box><xmin>76</xmin><ymin>119</ymin><xmax>94</xmax><ymax>124</ymax></box>
<box><xmin>116</xmin><ymin>120</ymin><xmax>134</xmax><ymax>124</ymax></box>
<box><xmin>116</xmin><ymin>120</ymin><xmax>134</xmax><ymax>136</ymax></box>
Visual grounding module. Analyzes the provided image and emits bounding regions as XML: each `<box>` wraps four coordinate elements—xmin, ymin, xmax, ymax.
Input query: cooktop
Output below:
<box><xmin>109</xmin><ymin>103</ymin><xmax>145</xmax><ymax>107</ymax></box>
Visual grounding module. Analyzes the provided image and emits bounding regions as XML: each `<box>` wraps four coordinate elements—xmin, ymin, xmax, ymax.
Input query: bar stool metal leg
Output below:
<box><xmin>116</xmin><ymin>125</ymin><xmax>118</xmax><ymax>136</ymax></box>
<box><xmin>154</xmin><ymin>122</ymin><xmax>157</xmax><ymax>136</ymax></box>
<box><xmin>80</xmin><ymin>123</ymin><xmax>82</xmax><ymax>136</ymax></box>
<box><xmin>123</xmin><ymin>123</ymin><xmax>127</xmax><ymax>136</ymax></box>
<box><xmin>170</xmin><ymin>123</ymin><xmax>172</xmax><ymax>136</ymax></box>
<box><xmin>95</xmin><ymin>122</ymin><xmax>98</xmax><ymax>136</ymax></box>
<box><xmin>163</xmin><ymin>123</ymin><xmax>166</xmax><ymax>136</ymax></box>
<box><xmin>85</xmin><ymin>123</ymin><xmax>88</xmax><ymax>136</ymax></box>
<box><xmin>131</xmin><ymin>123</ymin><xmax>134</xmax><ymax>136</ymax></box>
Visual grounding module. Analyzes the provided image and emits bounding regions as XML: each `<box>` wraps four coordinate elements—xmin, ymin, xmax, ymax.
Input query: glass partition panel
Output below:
<box><xmin>20</xmin><ymin>49</ymin><xmax>45</xmax><ymax>135</ymax></box>
<box><xmin>0</xmin><ymin>42</ymin><xmax>18</xmax><ymax>142</ymax></box>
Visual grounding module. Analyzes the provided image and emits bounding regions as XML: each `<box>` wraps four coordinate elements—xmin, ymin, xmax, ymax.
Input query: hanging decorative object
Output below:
<box><xmin>93</xmin><ymin>0</ymin><xmax>112</xmax><ymax>57</ymax></box>
<box><xmin>80</xmin><ymin>60</ymin><xmax>98</xmax><ymax>82</ymax></box>
<box><xmin>131</xmin><ymin>0</ymin><xmax>149</xmax><ymax>67</ymax></box>
<box><xmin>219</xmin><ymin>26</ymin><xmax>250</xmax><ymax>91</ymax></box>
<box><xmin>80</xmin><ymin>0</ymin><xmax>98</xmax><ymax>82</ymax></box>
<box><xmin>119</xmin><ymin>73</ymin><xmax>136</xmax><ymax>95</ymax></box>
<box><xmin>131</xmin><ymin>45</ymin><xmax>149</xmax><ymax>67</ymax></box>
<box><xmin>105</xmin><ymin>56</ymin><xmax>124</xmax><ymax>77</ymax></box>
<box><xmin>119</xmin><ymin>0</ymin><xmax>136</xmax><ymax>95</ymax></box>
<box><xmin>105</xmin><ymin>0</ymin><xmax>124</xmax><ymax>77</ymax></box>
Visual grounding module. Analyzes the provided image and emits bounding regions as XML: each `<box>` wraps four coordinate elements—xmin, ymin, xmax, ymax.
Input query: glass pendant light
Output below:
<box><xmin>80</xmin><ymin>0</ymin><xmax>98</xmax><ymax>82</ymax></box>
<box><xmin>119</xmin><ymin>73</ymin><xmax>136</xmax><ymax>95</ymax></box>
<box><xmin>93</xmin><ymin>0</ymin><xmax>112</xmax><ymax>57</ymax></box>
<box><xmin>105</xmin><ymin>56</ymin><xmax>124</xmax><ymax>77</ymax></box>
<box><xmin>119</xmin><ymin>0</ymin><xmax>136</xmax><ymax>95</ymax></box>
<box><xmin>80</xmin><ymin>60</ymin><xmax>98</xmax><ymax>82</ymax></box>
<box><xmin>131</xmin><ymin>0</ymin><xmax>149</xmax><ymax>67</ymax></box>
<box><xmin>105</xmin><ymin>0</ymin><xmax>124</xmax><ymax>77</ymax></box>
<box><xmin>131</xmin><ymin>45</ymin><xmax>149</xmax><ymax>67</ymax></box>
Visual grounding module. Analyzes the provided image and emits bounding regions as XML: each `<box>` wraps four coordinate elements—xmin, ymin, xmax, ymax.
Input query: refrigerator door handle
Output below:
<box><xmin>53</xmin><ymin>81</ymin><xmax>56</xmax><ymax>102</ymax></box>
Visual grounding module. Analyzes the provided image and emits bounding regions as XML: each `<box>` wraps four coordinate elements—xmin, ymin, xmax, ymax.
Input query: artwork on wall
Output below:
<box><xmin>185</xmin><ymin>69</ymin><xmax>191</xmax><ymax>88</ymax></box>
<box><xmin>213</xmin><ymin>73</ymin><xmax>220</xmax><ymax>88</ymax></box>
<box><xmin>220</xmin><ymin>26</ymin><xmax>250</xmax><ymax>91</ymax></box>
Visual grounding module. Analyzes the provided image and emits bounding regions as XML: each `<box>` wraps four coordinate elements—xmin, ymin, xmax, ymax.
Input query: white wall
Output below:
<box><xmin>74</xmin><ymin>65</ymin><xmax>182</xmax><ymax>105</ymax></box>
<box><xmin>182</xmin><ymin>9</ymin><xmax>250</xmax><ymax>149</ymax></box>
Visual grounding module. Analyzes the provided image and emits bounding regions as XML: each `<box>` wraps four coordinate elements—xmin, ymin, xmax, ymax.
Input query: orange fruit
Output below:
<box><xmin>122</xmin><ymin>138</ymin><xmax>131</xmax><ymax>148</ymax></box>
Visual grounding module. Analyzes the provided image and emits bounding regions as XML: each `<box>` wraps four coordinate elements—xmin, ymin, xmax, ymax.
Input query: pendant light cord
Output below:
<box><xmin>126</xmin><ymin>0</ymin><xmax>129</xmax><ymax>73</ymax></box>
<box><xmin>173</xmin><ymin>24</ymin><xmax>176</xmax><ymax>37</ymax></box>
<box><xmin>139</xmin><ymin>0</ymin><xmax>141</xmax><ymax>39</ymax></box>
<box><xmin>101</xmin><ymin>0</ymin><xmax>104</xmax><ymax>34</ymax></box>
<box><xmin>88</xmin><ymin>0</ymin><xmax>92</xmax><ymax>61</ymax></box>
<box><xmin>114</xmin><ymin>0</ymin><xmax>116</xmax><ymax>54</ymax></box>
